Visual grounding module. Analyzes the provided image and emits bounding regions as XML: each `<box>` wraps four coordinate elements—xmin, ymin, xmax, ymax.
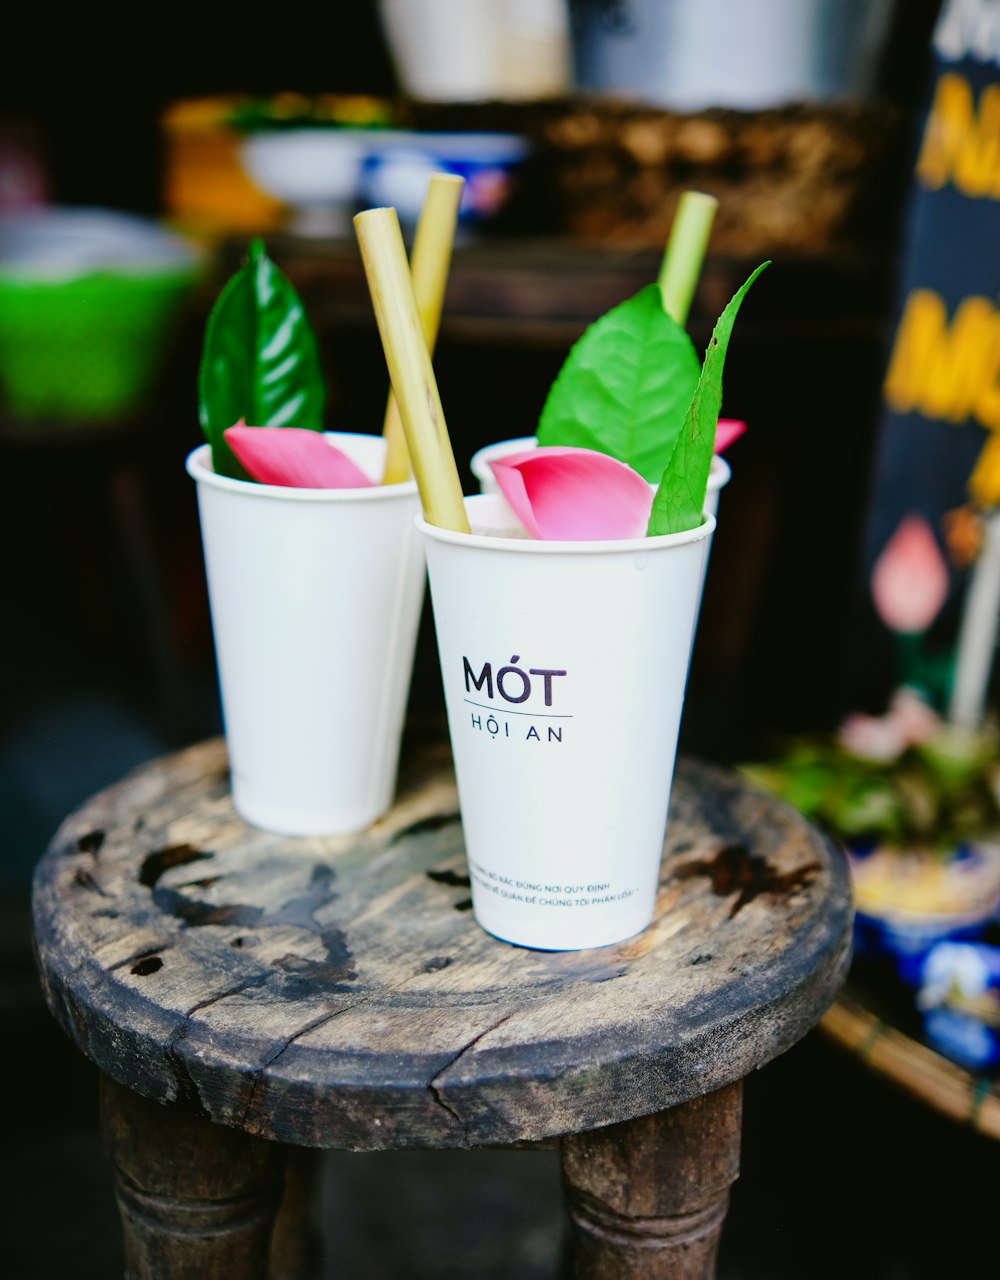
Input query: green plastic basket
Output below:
<box><xmin>0</xmin><ymin>265</ymin><xmax>200</xmax><ymax>424</ymax></box>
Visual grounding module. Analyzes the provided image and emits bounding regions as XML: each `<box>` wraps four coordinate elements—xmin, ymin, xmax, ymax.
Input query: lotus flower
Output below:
<box><xmin>224</xmin><ymin>422</ymin><xmax>375</xmax><ymax>489</ymax></box>
<box><xmin>490</xmin><ymin>446</ymin><xmax>654</xmax><ymax>540</ymax></box>
<box><xmin>714</xmin><ymin>419</ymin><xmax>746</xmax><ymax>453</ymax></box>
<box><xmin>871</xmin><ymin>515</ymin><xmax>949</xmax><ymax>634</ymax></box>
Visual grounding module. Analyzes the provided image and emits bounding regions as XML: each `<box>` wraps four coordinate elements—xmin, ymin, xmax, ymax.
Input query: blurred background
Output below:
<box><xmin>0</xmin><ymin>0</ymin><xmax>945</xmax><ymax>886</ymax></box>
<box><xmin>5</xmin><ymin>1</ymin><xmax>1000</xmax><ymax>1276</ymax></box>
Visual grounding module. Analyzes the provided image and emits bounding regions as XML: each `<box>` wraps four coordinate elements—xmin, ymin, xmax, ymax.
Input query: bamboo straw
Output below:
<box><xmin>354</xmin><ymin>206</ymin><xmax>470</xmax><ymax>533</ymax></box>
<box><xmin>382</xmin><ymin>173</ymin><xmax>465</xmax><ymax>485</ymax></box>
<box><xmin>657</xmin><ymin>191</ymin><xmax>719</xmax><ymax>326</ymax></box>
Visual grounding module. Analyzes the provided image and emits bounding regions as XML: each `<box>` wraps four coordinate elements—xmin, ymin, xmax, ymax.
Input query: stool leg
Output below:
<box><xmin>560</xmin><ymin>1080</ymin><xmax>743</xmax><ymax>1280</ymax></box>
<box><xmin>100</xmin><ymin>1074</ymin><xmax>286</xmax><ymax>1280</ymax></box>
<box><xmin>268</xmin><ymin>1148</ymin><xmax>324</xmax><ymax>1280</ymax></box>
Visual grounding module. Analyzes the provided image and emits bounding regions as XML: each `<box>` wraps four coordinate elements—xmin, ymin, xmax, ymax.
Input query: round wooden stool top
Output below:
<box><xmin>33</xmin><ymin>737</ymin><xmax>851</xmax><ymax>1151</ymax></box>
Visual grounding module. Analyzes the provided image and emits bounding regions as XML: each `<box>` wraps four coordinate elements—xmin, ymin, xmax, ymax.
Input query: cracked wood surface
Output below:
<box><xmin>33</xmin><ymin>736</ymin><xmax>852</xmax><ymax>1150</ymax></box>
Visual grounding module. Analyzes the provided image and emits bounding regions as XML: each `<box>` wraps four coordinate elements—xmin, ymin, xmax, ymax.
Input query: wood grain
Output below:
<box><xmin>33</xmin><ymin>738</ymin><xmax>851</xmax><ymax>1151</ymax></box>
<box><xmin>100</xmin><ymin>1074</ymin><xmax>285</xmax><ymax>1280</ymax></box>
<box><xmin>562</xmin><ymin>1082</ymin><xmax>743</xmax><ymax>1278</ymax></box>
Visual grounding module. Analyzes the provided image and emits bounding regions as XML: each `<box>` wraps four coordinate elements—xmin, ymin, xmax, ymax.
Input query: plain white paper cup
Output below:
<box><xmin>419</xmin><ymin>494</ymin><xmax>714</xmax><ymax>950</ymax></box>
<box><xmin>187</xmin><ymin>434</ymin><xmax>425</xmax><ymax>837</ymax></box>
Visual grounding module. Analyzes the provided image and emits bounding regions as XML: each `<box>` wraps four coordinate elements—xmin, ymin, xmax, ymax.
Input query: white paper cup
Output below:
<box><xmin>419</xmin><ymin>495</ymin><xmax>714</xmax><ymax>950</ymax></box>
<box><xmin>186</xmin><ymin>434</ymin><xmax>425</xmax><ymax>837</ymax></box>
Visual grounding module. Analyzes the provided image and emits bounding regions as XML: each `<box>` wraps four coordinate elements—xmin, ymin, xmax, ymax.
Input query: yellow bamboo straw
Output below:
<box><xmin>381</xmin><ymin>173</ymin><xmax>465</xmax><ymax>485</ymax></box>
<box><xmin>354</xmin><ymin>206</ymin><xmax>470</xmax><ymax>533</ymax></box>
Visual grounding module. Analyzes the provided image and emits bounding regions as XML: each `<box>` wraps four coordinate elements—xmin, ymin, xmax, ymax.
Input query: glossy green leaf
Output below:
<box><xmin>647</xmin><ymin>263</ymin><xmax>770</xmax><ymax>537</ymax></box>
<box><xmin>198</xmin><ymin>239</ymin><xmax>326</xmax><ymax>479</ymax></box>
<box><xmin>536</xmin><ymin>284</ymin><xmax>701</xmax><ymax>482</ymax></box>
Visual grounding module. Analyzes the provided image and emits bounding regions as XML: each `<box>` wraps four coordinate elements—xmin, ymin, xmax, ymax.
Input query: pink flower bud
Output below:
<box><xmin>870</xmin><ymin>515</ymin><xmax>949</xmax><ymax>634</ymax></box>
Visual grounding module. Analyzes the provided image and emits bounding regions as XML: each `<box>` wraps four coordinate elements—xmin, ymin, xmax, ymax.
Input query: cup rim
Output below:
<box><xmin>469</xmin><ymin>436</ymin><xmax>537</xmax><ymax>479</ymax></box>
<box><xmin>185</xmin><ymin>435</ymin><xmax>420</xmax><ymax>503</ymax></box>
<box><xmin>417</xmin><ymin>501</ymin><xmax>715</xmax><ymax>555</ymax></box>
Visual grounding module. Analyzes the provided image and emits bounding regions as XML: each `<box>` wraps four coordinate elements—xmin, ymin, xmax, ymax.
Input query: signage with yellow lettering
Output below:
<box><xmin>857</xmin><ymin>0</ymin><xmax>1000</xmax><ymax>697</ymax></box>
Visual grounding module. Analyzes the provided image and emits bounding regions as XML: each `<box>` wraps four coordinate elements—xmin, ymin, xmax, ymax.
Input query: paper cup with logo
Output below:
<box><xmin>419</xmin><ymin>494</ymin><xmax>714</xmax><ymax>950</ymax></box>
<box><xmin>470</xmin><ymin>435</ymin><xmax>731</xmax><ymax>518</ymax></box>
<box><xmin>186</xmin><ymin>433</ymin><xmax>425</xmax><ymax>837</ymax></box>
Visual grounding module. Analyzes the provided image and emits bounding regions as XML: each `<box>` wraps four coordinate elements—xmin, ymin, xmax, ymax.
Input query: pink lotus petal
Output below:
<box><xmin>870</xmin><ymin>515</ymin><xmax>949</xmax><ymax>634</ymax></box>
<box><xmin>490</xmin><ymin>446</ymin><xmax>653</xmax><ymax>540</ymax></box>
<box><xmin>224</xmin><ymin>422</ymin><xmax>375</xmax><ymax>489</ymax></box>
<box><xmin>714</xmin><ymin>419</ymin><xmax>747</xmax><ymax>453</ymax></box>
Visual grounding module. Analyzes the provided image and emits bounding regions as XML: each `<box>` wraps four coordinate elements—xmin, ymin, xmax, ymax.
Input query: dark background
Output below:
<box><xmin>0</xmin><ymin>3</ymin><xmax>401</xmax><ymax>215</ymax></box>
<box><xmin>1</xmin><ymin>1</ymin><xmax>939</xmax><ymax>211</ymax></box>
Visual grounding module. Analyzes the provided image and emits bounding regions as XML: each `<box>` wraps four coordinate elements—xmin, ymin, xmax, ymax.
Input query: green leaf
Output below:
<box><xmin>647</xmin><ymin>263</ymin><xmax>769</xmax><ymax>536</ymax></box>
<box><xmin>537</xmin><ymin>283</ymin><xmax>701</xmax><ymax>482</ymax></box>
<box><xmin>197</xmin><ymin>239</ymin><xmax>326</xmax><ymax>479</ymax></box>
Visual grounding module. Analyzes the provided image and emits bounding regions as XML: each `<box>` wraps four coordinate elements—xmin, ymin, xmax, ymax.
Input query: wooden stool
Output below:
<box><xmin>32</xmin><ymin>738</ymin><xmax>851</xmax><ymax>1279</ymax></box>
